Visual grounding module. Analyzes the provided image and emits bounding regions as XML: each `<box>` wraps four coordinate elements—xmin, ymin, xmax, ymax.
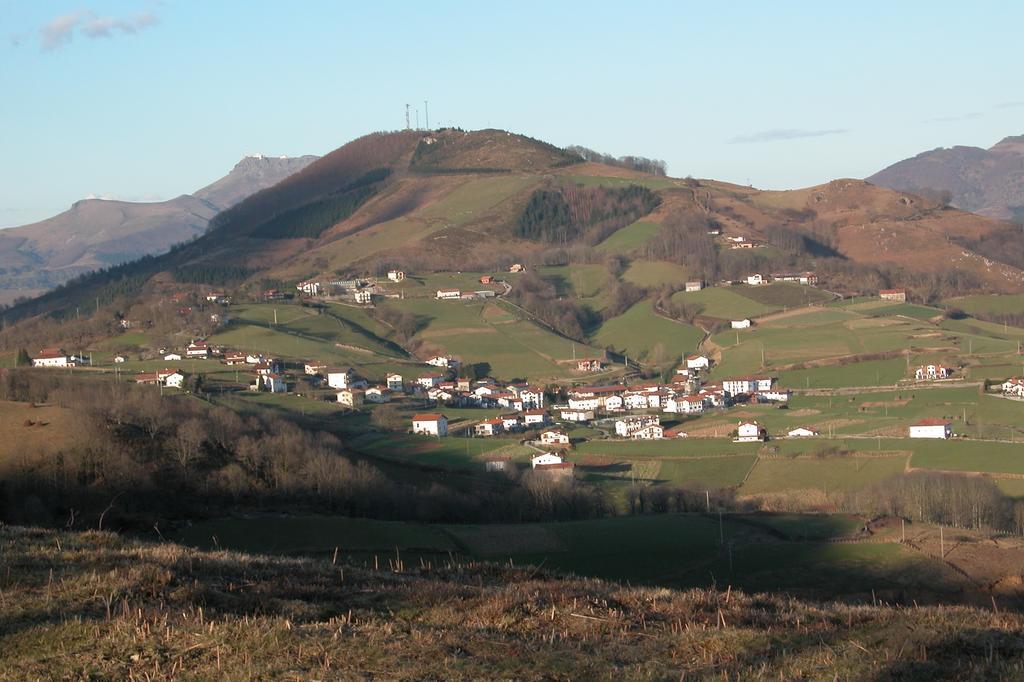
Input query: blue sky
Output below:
<box><xmin>1</xmin><ymin>0</ymin><xmax>1022</xmax><ymax>227</ymax></box>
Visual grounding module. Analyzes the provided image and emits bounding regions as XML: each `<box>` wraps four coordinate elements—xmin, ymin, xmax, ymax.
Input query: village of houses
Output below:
<box><xmin>24</xmin><ymin>266</ymin><xmax>1021</xmax><ymax>478</ymax></box>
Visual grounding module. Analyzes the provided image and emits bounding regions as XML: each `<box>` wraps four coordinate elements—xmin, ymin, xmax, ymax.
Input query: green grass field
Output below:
<box><xmin>594</xmin><ymin>300</ymin><xmax>703</xmax><ymax>362</ymax></box>
<box><xmin>672</xmin><ymin>287</ymin><xmax>777</xmax><ymax>320</ymax></box>
<box><xmin>596</xmin><ymin>220</ymin><xmax>661</xmax><ymax>253</ymax></box>
<box><xmin>740</xmin><ymin>456</ymin><xmax>908</xmax><ymax>494</ymax></box>
<box><xmin>621</xmin><ymin>260</ymin><xmax>690</xmax><ymax>288</ymax></box>
<box><xmin>735</xmin><ymin>282</ymin><xmax>833</xmax><ymax>308</ymax></box>
<box><xmin>775</xmin><ymin>357</ymin><xmax>908</xmax><ymax>388</ymax></box>
<box><xmin>944</xmin><ymin>293</ymin><xmax>1024</xmax><ymax>317</ymax></box>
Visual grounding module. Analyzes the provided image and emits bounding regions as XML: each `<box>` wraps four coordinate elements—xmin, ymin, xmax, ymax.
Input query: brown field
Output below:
<box><xmin>0</xmin><ymin>400</ymin><xmax>79</xmax><ymax>464</ymax></box>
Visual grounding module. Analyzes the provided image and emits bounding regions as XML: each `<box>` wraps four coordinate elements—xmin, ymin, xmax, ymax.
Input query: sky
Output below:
<box><xmin>1</xmin><ymin>0</ymin><xmax>1022</xmax><ymax>227</ymax></box>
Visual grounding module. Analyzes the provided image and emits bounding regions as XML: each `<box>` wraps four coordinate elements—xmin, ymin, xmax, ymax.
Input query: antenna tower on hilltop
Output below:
<box><xmin>424</xmin><ymin>101</ymin><xmax>429</xmax><ymax>130</ymax></box>
<box><xmin>405</xmin><ymin>104</ymin><xmax>410</xmax><ymax>130</ymax></box>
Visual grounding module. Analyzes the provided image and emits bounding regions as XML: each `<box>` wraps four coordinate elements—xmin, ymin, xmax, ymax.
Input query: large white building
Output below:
<box><xmin>735</xmin><ymin>421</ymin><xmax>767</xmax><ymax>442</ymax></box>
<box><xmin>909</xmin><ymin>419</ymin><xmax>952</xmax><ymax>439</ymax></box>
<box><xmin>531</xmin><ymin>452</ymin><xmax>564</xmax><ymax>468</ymax></box>
<box><xmin>722</xmin><ymin>376</ymin><xmax>774</xmax><ymax>396</ymax></box>
<box><xmin>31</xmin><ymin>348</ymin><xmax>78</xmax><ymax>367</ymax></box>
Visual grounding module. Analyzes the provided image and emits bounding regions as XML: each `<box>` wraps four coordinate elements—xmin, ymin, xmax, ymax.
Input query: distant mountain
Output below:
<box><xmin>0</xmin><ymin>154</ymin><xmax>318</xmax><ymax>301</ymax></box>
<box><xmin>868</xmin><ymin>135</ymin><xmax>1024</xmax><ymax>221</ymax></box>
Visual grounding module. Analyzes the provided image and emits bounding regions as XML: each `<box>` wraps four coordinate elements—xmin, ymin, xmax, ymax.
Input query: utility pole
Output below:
<box><xmin>940</xmin><ymin>526</ymin><xmax>945</xmax><ymax>558</ymax></box>
<box><xmin>424</xmin><ymin>100</ymin><xmax>429</xmax><ymax>130</ymax></box>
<box><xmin>405</xmin><ymin>104</ymin><xmax>410</xmax><ymax>130</ymax></box>
<box><xmin>705</xmin><ymin>490</ymin><xmax>710</xmax><ymax>513</ymax></box>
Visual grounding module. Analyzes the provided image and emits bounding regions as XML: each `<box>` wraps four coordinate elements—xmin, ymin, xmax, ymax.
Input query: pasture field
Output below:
<box><xmin>863</xmin><ymin>303</ymin><xmax>943</xmax><ymax>320</ymax></box>
<box><xmin>594</xmin><ymin>301</ymin><xmax>703</xmax><ymax>362</ymax></box>
<box><xmin>536</xmin><ymin>264</ymin><xmax>608</xmax><ymax>298</ymax></box>
<box><xmin>356</xmin><ymin>432</ymin><xmax>534</xmax><ymax>471</ymax></box>
<box><xmin>595</xmin><ymin>220</ymin><xmax>661</xmax><ymax>253</ymax></box>
<box><xmin>558</xmin><ymin>174</ymin><xmax>679</xmax><ymax>191</ymax></box>
<box><xmin>655</xmin><ymin>455</ymin><xmax>757</xmax><ymax>488</ymax></box>
<box><xmin>0</xmin><ymin>400</ymin><xmax>80</xmax><ymax>464</ymax></box>
<box><xmin>945</xmin><ymin>293</ymin><xmax>1024</xmax><ymax>317</ymax></box>
<box><xmin>672</xmin><ymin>286</ymin><xmax>777</xmax><ymax>320</ymax></box>
<box><xmin>909</xmin><ymin>440</ymin><xmax>1024</xmax><ymax>475</ymax></box>
<box><xmin>739</xmin><ymin>455</ymin><xmax>908</xmax><ymax>495</ymax></box>
<box><xmin>621</xmin><ymin>260</ymin><xmax>690</xmax><ymax>288</ymax></box>
<box><xmin>735</xmin><ymin>282</ymin><xmax>833</xmax><ymax>308</ymax></box>
<box><xmin>775</xmin><ymin>357</ymin><xmax>907</xmax><ymax>388</ymax></box>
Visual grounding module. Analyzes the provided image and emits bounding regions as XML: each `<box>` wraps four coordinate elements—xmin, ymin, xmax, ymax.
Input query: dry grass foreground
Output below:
<box><xmin>3</xmin><ymin>526</ymin><xmax>1024</xmax><ymax>679</ymax></box>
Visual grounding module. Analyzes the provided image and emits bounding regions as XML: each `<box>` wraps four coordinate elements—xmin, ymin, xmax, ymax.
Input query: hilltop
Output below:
<box><xmin>868</xmin><ymin>135</ymin><xmax>1024</xmax><ymax>222</ymax></box>
<box><xmin>0</xmin><ymin>154</ymin><xmax>317</xmax><ymax>302</ymax></box>
<box><xmin>4</xmin><ymin>524</ymin><xmax>1024</xmax><ymax>679</ymax></box>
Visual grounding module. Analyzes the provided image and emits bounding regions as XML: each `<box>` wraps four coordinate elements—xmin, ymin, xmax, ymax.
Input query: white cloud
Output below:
<box><xmin>728</xmin><ymin>128</ymin><xmax>849</xmax><ymax>144</ymax></box>
<box><xmin>36</xmin><ymin>9</ymin><xmax>159</xmax><ymax>50</ymax></box>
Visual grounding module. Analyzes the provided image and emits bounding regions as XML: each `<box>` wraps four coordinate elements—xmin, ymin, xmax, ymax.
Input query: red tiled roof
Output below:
<box><xmin>413</xmin><ymin>413</ymin><xmax>446</xmax><ymax>421</ymax></box>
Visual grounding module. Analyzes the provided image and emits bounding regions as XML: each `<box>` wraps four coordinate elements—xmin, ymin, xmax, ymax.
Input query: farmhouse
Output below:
<box><xmin>412</xmin><ymin>413</ymin><xmax>448</xmax><ymax>437</ymax></box>
<box><xmin>387</xmin><ymin>270</ymin><xmax>405</xmax><ymax>282</ymax></box>
<box><xmin>629</xmin><ymin>423</ymin><xmax>664</xmax><ymax>439</ymax></box>
<box><xmin>386</xmin><ymin>373</ymin><xmax>404</xmax><ymax>391</ymax></box>
<box><xmin>664</xmin><ymin>395</ymin><xmax>705</xmax><ymax>414</ymax></box>
<box><xmin>615</xmin><ymin>415</ymin><xmax>660</xmax><ymax>438</ymax></box>
<box><xmin>576</xmin><ymin>358</ymin><xmax>604</xmax><ymax>372</ymax></box>
<box><xmin>686</xmin><ymin>355</ymin><xmax>711</xmax><ymax>370</ymax></box>
<box><xmin>534</xmin><ymin>461</ymin><xmax>575</xmax><ymax>479</ymax></box>
<box><xmin>754</xmin><ymin>389</ymin><xmax>791</xmax><ymax>404</ymax></box>
<box><xmin>337</xmin><ymin>389</ymin><xmax>365</xmax><ymax>407</ymax></box>
<box><xmin>731</xmin><ymin>319</ymin><xmax>752</xmax><ymax>329</ymax></box>
<box><xmin>354</xmin><ymin>290</ymin><xmax>373</xmax><ymax>304</ymax></box>
<box><xmin>435</xmin><ymin>288</ymin><xmax>461</xmax><ymax>300</ymax></box>
<box><xmin>523</xmin><ymin>409</ymin><xmax>550</xmax><ymax>427</ymax></box>
<box><xmin>499</xmin><ymin>414</ymin><xmax>522</xmax><ymax>431</ymax></box>
<box><xmin>297</xmin><ymin>280</ymin><xmax>322</xmax><ymax>296</ymax></box>
<box><xmin>735</xmin><ymin>421</ymin><xmax>767</xmax><ymax>443</ymax></box>
<box><xmin>327</xmin><ymin>368</ymin><xmax>356</xmax><ymax>389</ymax></box>
<box><xmin>509</xmin><ymin>263</ymin><xmax>525</xmax><ymax>273</ymax></box>
<box><xmin>539</xmin><ymin>429</ymin><xmax>570</xmax><ymax>445</ymax></box>
<box><xmin>226</xmin><ymin>353</ymin><xmax>249</xmax><ymax>366</ymax></box>
<box><xmin>915</xmin><ymin>364</ymin><xmax>953</xmax><ymax>381</ymax></box>
<box><xmin>745</xmin><ymin>274</ymin><xmax>765</xmax><ymax>286</ymax></box>
<box><xmin>1001</xmin><ymin>378</ymin><xmax>1024</xmax><ymax>397</ymax></box>
<box><xmin>909</xmin><ymin>418</ymin><xmax>952</xmax><ymax>439</ymax></box>
<box><xmin>531</xmin><ymin>452</ymin><xmax>564</xmax><ymax>468</ymax></box>
<box><xmin>31</xmin><ymin>348</ymin><xmax>77</xmax><ymax>367</ymax></box>
<box><xmin>163</xmin><ymin>353</ymin><xmax>183</xmax><ymax>361</ymax></box>
<box><xmin>604</xmin><ymin>395</ymin><xmax>625</xmax><ymax>412</ymax></box>
<box><xmin>685</xmin><ymin>280</ymin><xmax>704</xmax><ymax>292</ymax></box>
<box><xmin>479</xmin><ymin>275</ymin><xmax>493</xmax><ymax>284</ymax></box>
<box><xmin>261</xmin><ymin>373</ymin><xmax>287</xmax><ymax>393</ymax></box>
<box><xmin>787</xmin><ymin>427</ymin><xmax>818</xmax><ymax>438</ymax></box>
<box><xmin>772</xmin><ymin>272</ymin><xmax>818</xmax><ymax>285</ymax></box>
<box><xmin>113</xmin><ymin>355</ymin><xmax>127</xmax><ymax>363</ymax></box>
<box><xmin>186</xmin><ymin>341</ymin><xmax>210</xmax><ymax>359</ymax></box>
<box><xmin>722</xmin><ymin>376</ymin><xmax>774</xmax><ymax>396</ymax></box>
<box><xmin>365</xmin><ymin>386</ymin><xmax>391</xmax><ymax>403</ymax></box>
<box><xmin>474</xmin><ymin>419</ymin><xmax>504</xmax><ymax>437</ymax></box>
<box><xmin>879</xmin><ymin>288</ymin><xmax>907</xmax><ymax>302</ymax></box>
<box><xmin>559</xmin><ymin>408</ymin><xmax>594</xmax><ymax>422</ymax></box>
<box><xmin>426</xmin><ymin>355</ymin><xmax>456</xmax><ymax>368</ymax></box>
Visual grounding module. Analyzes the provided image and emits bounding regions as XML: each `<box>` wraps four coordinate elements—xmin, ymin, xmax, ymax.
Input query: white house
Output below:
<box><xmin>560</xmin><ymin>408</ymin><xmax>594</xmax><ymax>422</ymax></box>
<box><xmin>426</xmin><ymin>355</ymin><xmax>455</xmax><ymax>368</ymax></box>
<box><xmin>735</xmin><ymin>421</ymin><xmax>767</xmax><ymax>442</ymax></box>
<box><xmin>756</xmin><ymin>389</ymin><xmax>791</xmax><ymax>403</ymax></box>
<box><xmin>412</xmin><ymin>413</ymin><xmax>448</xmax><ymax>437</ymax></box>
<box><xmin>113</xmin><ymin>355</ymin><xmax>127</xmax><ymax>364</ymax></box>
<box><xmin>163</xmin><ymin>353</ymin><xmax>183</xmax><ymax>361</ymax></box>
<box><xmin>327</xmin><ymin>368</ymin><xmax>359</xmax><ymax>389</ymax></box>
<box><xmin>475</xmin><ymin>419</ymin><xmax>504</xmax><ymax>437</ymax></box>
<box><xmin>539</xmin><ymin>429</ymin><xmax>570</xmax><ymax>445</ymax></box>
<box><xmin>787</xmin><ymin>427</ymin><xmax>818</xmax><ymax>438</ymax></box>
<box><xmin>915</xmin><ymin>364</ymin><xmax>953</xmax><ymax>381</ymax></box>
<box><xmin>354</xmin><ymin>290</ymin><xmax>373</xmax><ymax>304</ymax></box>
<box><xmin>262</xmin><ymin>373</ymin><xmax>287</xmax><ymax>393</ymax></box>
<box><xmin>731</xmin><ymin>319</ymin><xmax>752</xmax><ymax>329</ymax></box>
<box><xmin>162</xmin><ymin>371</ymin><xmax>185</xmax><ymax>389</ymax></box>
<box><xmin>523</xmin><ymin>409</ymin><xmax>550</xmax><ymax>427</ymax></box>
<box><xmin>615</xmin><ymin>415</ymin><xmax>660</xmax><ymax>438</ymax></box>
<box><xmin>1001</xmin><ymin>378</ymin><xmax>1024</xmax><ymax>397</ymax></box>
<box><xmin>31</xmin><ymin>348</ymin><xmax>75</xmax><ymax>367</ymax></box>
<box><xmin>499</xmin><ymin>415</ymin><xmax>522</xmax><ymax>431</ymax></box>
<box><xmin>304</xmin><ymin>362</ymin><xmax>327</xmax><ymax>375</ymax></box>
<box><xmin>722</xmin><ymin>376</ymin><xmax>774</xmax><ymax>396</ymax></box>
<box><xmin>387</xmin><ymin>270</ymin><xmax>406</xmax><ymax>282</ymax></box>
<box><xmin>297</xmin><ymin>280</ymin><xmax>322</xmax><ymax>296</ymax></box>
<box><xmin>485</xmin><ymin>457</ymin><xmax>510</xmax><ymax>472</ymax></box>
<box><xmin>186</xmin><ymin>341</ymin><xmax>210</xmax><ymax>358</ymax></box>
<box><xmin>745</xmin><ymin>274</ymin><xmax>765</xmax><ymax>286</ymax></box>
<box><xmin>665</xmin><ymin>395</ymin><xmax>705</xmax><ymax>414</ymax></box>
<box><xmin>337</xmin><ymin>389</ymin><xmax>365</xmax><ymax>407</ymax></box>
<box><xmin>686</xmin><ymin>355</ymin><xmax>711</xmax><ymax>370</ymax></box>
<box><xmin>909</xmin><ymin>419</ymin><xmax>952</xmax><ymax>439</ymax></box>
<box><xmin>604</xmin><ymin>395</ymin><xmax>624</xmax><ymax>412</ymax></box>
<box><xmin>631</xmin><ymin>423</ymin><xmax>664</xmax><ymax>439</ymax></box>
<box><xmin>685</xmin><ymin>280</ymin><xmax>704</xmax><ymax>292</ymax></box>
<box><xmin>516</xmin><ymin>388</ymin><xmax>545</xmax><ymax>409</ymax></box>
<box><xmin>435</xmin><ymin>289</ymin><xmax>461</xmax><ymax>300</ymax></box>
<box><xmin>365</xmin><ymin>386</ymin><xmax>391</xmax><ymax>403</ymax></box>
<box><xmin>386</xmin><ymin>373</ymin><xmax>404</xmax><ymax>391</ymax></box>
<box><xmin>416</xmin><ymin>373</ymin><xmax>445</xmax><ymax>390</ymax></box>
<box><xmin>531</xmin><ymin>452</ymin><xmax>564</xmax><ymax>468</ymax></box>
